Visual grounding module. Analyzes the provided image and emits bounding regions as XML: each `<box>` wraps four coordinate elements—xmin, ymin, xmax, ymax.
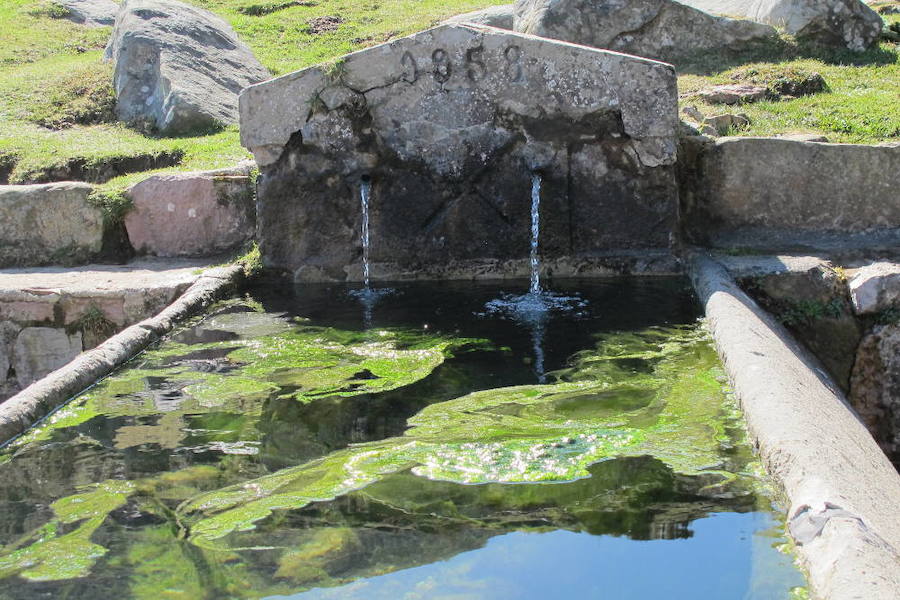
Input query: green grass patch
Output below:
<box><xmin>0</xmin><ymin>0</ymin><xmax>110</xmax><ymax>66</ymax></box>
<box><xmin>182</xmin><ymin>0</ymin><xmax>509</xmax><ymax>76</ymax></box>
<box><xmin>679</xmin><ymin>33</ymin><xmax>900</xmax><ymax>144</ymax></box>
<box><xmin>0</xmin><ymin>0</ymin><xmax>897</xmax><ymax>194</ymax></box>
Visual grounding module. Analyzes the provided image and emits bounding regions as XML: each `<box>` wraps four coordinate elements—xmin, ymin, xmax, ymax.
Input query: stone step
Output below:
<box><xmin>0</xmin><ymin>258</ymin><xmax>214</xmax><ymax>399</ymax></box>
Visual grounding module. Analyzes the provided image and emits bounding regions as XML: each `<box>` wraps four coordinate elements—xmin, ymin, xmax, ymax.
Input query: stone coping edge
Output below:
<box><xmin>0</xmin><ymin>265</ymin><xmax>244</xmax><ymax>446</ymax></box>
<box><xmin>688</xmin><ymin>252</ymin><xmax>900</xmax><ymax>600</ymax></box>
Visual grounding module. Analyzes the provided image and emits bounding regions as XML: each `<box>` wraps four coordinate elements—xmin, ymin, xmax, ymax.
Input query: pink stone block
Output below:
<box><xmin>124</xmin><ymin>165</ymin><xmax>255</xmax><ymax>257</ymax></box>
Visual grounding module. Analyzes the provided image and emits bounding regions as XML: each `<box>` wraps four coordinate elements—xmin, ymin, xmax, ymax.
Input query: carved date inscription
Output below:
<box><xmin>399</xmin><ymin>45</ymin><xmax>524</xmax><ymax>84</ymax></box>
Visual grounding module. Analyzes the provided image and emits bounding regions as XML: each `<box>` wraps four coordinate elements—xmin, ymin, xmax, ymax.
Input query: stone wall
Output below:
<box><xmin>0</xmin><ymin>261</ymin><xmax>202</xmax><ymax>399</ymax></box>
<box><xmin>241</xmin><ymin>24</ymin><xmax>679</xmax><ymax>282</ymax></box>
<box><xmin>680</xmin><ymin>137</ymin><xmax>900</xmax><ymax>252</ymax></box>
<box><xmin>0</xmin><ymin>183</ymin><xmax>104</xmax><ymax>268</ymax></box>
<box><xmin>124</xmin><ymin>163</ymin><xmax>257</xmax><ymax>257</ymax></box>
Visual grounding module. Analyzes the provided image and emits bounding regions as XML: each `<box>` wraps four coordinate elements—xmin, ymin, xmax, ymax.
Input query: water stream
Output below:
<box><xmin>482</xmin><ymin>172</ymin><xmax>586</xmax><ymax>378</ymax></box>
<box><xmin>350</xmin><ymin>178</ymin><xmax>392</xmax><ymax>326</ymax></box>
<box><xmin>529</xmin><ymin>173</ymin><xmax>542</xmax><ymax>294</ymax></box>
<box><xmin>360</xmin><ymin>178</ymin><xmax>371</xmax><ymax>288</ymax></box>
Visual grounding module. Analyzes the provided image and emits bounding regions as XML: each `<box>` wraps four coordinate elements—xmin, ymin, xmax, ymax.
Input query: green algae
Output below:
<box><xmin>5</xmin><ymin>323</ymin><xmax>477</xmax><ymax>454</ymax></box>
<box><xmin>224</xmin><ymin>327</ymin><xmax>477</xmax><ymax>403</ymax></box>
<box><xmin>0</xmin><ymin>316</ymin><xmax>489</xmax><ymax>577</ymax></box>
<box><xmin>1</xmin><ymin>325</ymin><xmax>741</xmax><ymax>555</ymax></box>
<box><xmin>178</xmin><ymin>325</ymin><xmax>753</xmax><ymax>546</ymax></box>
<box><xmin>0</xmin><ymin>480</ymin><xmax>134</xmax><ymax>581</ymax></box>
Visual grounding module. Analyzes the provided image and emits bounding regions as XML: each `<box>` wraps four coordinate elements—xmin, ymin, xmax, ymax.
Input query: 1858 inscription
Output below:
<box><xmin>399</xmin><ymin>45</ymin><xmax>524</xmax><ymax>84</ymax></box>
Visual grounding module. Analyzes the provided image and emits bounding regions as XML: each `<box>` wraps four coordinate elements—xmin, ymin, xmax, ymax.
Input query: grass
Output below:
<box><xmin>183</xmin><ymin>0</ymin><xmax>508</xmax><ymax>76</ymax></box>
<box><xmin>0</xmin><ymin>0</ymin><xmax>897</xmax><ymax>201</ymax></box>
<box><xmin>0</xmin><ymin>0</ymin><xmax>506</xmax><ymax>198</ymax></box>
<box><xmin>678</xmin><ymin>21</ymin><xmax>900</xmax><ymax>144</ymax></box>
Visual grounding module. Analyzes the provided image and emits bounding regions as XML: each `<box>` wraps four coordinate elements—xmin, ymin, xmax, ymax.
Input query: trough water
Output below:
<box><xmin>0</xmin><ymin>279</ymin><xmax>805</xmax><ymax>599</ymax></box>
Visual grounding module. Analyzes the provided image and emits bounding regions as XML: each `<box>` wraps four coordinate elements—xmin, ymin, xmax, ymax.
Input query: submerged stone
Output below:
<box><xmin>241</xmin><ymin>24</ymin><xmax>679</xmax><ymax>282</ymax></box>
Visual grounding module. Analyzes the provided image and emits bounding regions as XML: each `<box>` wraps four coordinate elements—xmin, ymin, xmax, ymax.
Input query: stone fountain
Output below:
<box><xmin>240</xmin><ymin>24</ymin><xmax>679</xmax><ymax>282</ymax></box>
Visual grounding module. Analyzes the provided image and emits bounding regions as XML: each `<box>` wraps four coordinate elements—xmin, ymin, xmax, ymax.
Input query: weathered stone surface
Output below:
<box><xmin>737</xmin><ymin>262</ymin><xmax>862</xmax><ymax>389</ymax></box>
<box><xmin>697</xmin><ymin>84</ymin><xmax>768</xmax><ymax>104</ymax></box>
<box><xmin>0</xmin><ymin>259</ymin><xmax>206</xmax><ymax>398</ymax></box>
<box><xmin>0</xmin><ymin>182</ymin><xmax>103</xmax><ymax>268</ymax></box>
<box><xmin>0</xmin><ymin>322</ymin><xmax>19</xmax><ymax>397</ymax></box>
<box><xmin>124</xmin><ymin>164</ymin><xmax>256</xmax><ymax>257</ymax></box>
<box><xmin>701</xmin><ymin>112</ymin><xmax>750</xmax><ymax>135</ymax></box>
<box><xmin>512</xmin><ymin>0</ymin><xmax>777</xmax><ymax>65</ymax></box>
<box><xmin>849</xmin><ymin>262</ymin><xmax>900</xmax><ymax>315</ymax></box>
<box><xmin>242</xmin><ymin>24</ymin><xmax>679</xmax><ymax>281</ymax></box>
<box><xmin>851</xmin><ymin>323</ymin><xmax>900</xmax><ymax>462</ymax></box>
<box><xmin>679</xmin><ymin>0</ymin><xmax>883</xmax><ymax>50</ymax></box>
<box><xmin>690</xmin><ymin>254</ymin><xmax>900</xmax><ymax>600</ymax></box>
<box><xmin>446</xmin><ymin>5</ymin><xmax>515</xmax><ymax>28</ymax></box>
<box><xmin>680</xmin><ymin>138</ymin><xmax>900</xmax><ymax>251</ymax></box>
<box><xmin>12</xmin><ymin>328</ymin><xmax>83</xmax><ymax>388</ymax></box>
<box><xmin>60</xmin><ymin>0</ymin><xmax>119</xmax><ymax>27</ymax></box>
<box><xmin>105</xmin><ymin>0</ymin><xmax>270</xmax><ymax>135</ymax></box>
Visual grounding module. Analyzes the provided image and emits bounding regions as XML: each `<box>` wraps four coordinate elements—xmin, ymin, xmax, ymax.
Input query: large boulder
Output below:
<box><xmin>446</xmin><ymin>5</ymin><xmax>516</xmax><ymax>29</ymax></box>
<box><xmin>512</xmin><ymin>0</ymin><xmax>778</xmax><ymax>65</ymax></box>
<box><xmin>679</xmin><ymin>0</ymin><xmax>884</xmax><ymax>50</ymax></box>
<box><xmin>60</xmin><ymin>0</ymin><xmax>119</xmax><ymax>27</ymax></box>
<box><xmin>850</xmin><ymin>323</ymin><xmax>900</xmax><ymax>462</ymax></box>
<box><xmin>241</xmin><ymin>24</ymin><xmax>679</xmax><ymax>281</ymax></box>
<box><xmin>124</xmin><ymin>164</ymin><xmax>256</xmax><ymax>257</ymax></box>
<box><xmin>0</xmin><ymin>182</ymin><xmax>104</xmax><ymax>268</ymax></box>
<box><xmin>105</xmin><ymin>0</ymin><xmax>270</xmax><ymax>135</ymax></box>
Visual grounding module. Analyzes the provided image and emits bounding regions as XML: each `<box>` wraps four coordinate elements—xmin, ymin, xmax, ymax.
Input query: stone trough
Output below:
<box><xmin>1</xmin><ymin>19</ymin><xmax>899</xmax><ymax>600</ymax></box>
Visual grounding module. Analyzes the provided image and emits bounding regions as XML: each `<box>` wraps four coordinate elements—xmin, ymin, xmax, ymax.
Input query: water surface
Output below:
<box><xmin>0</xmin><ymin>279</ymin><xmax>804</xmax><ymax>599</ymax></box>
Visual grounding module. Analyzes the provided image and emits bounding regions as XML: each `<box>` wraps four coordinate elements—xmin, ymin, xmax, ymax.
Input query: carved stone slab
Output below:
<box><xmin>241</xmin><ymin>24</ymin><xmax>679</xmax><ymax>281</ymax></box>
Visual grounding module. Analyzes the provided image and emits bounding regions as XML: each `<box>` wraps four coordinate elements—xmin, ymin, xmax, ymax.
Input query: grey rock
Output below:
<box><xmin>680</xmin><ymin>138</ymin><xmax>900</xmax><ymax>251</ymax></box>
<box><xmin>446</xmin><ymin>5</ymin><xmax>515</xmax><ymax>29</ymax></box>
<box><xmin>697</xmin><ymin>84</ymin><xmax>769</xmax><ymax>104</ymax></box>
<box><xmin>512</xmin><ymin>0</ymin><xmax>778</xmax><ymax>65</ymax></box>
<box><xmin>682</xmin><ymin>105</ymin><xmax>705</xmax><ymax>122</ymax></box>
<box><xmin>679</xmin><ymin>0</ymin><xmax>884</xmax><ymax>50</ymax></box>
<box><xmin>12</xmin><ymin>328</ymin><xmax>83</xmax><ymax>388</ymax></box>
<box><xmin>60</xmin><ymin>0</ymin><xmax>119</xmax><ymax>27</ymax></box>
<box><xmin>124</xmin><ymin>163</ymin><xmax>256</xmax><ymax>257</ymax></box>
<box><xmin>241</xmin><ymin>24</ymin><xmax>679</xmax><ymax>281</ymax></box>
<box><xmin>690</xmin><ymin>254</ymin><xmax>900</xmax><ymax>600</ymax></box>
<box><xmin>105</xmin><ymin>0</ymin><xmax>270</xmax><ymax>135</ymax></box>
<box><xmin>849</xmin><ymin>262</ymin><xmax>900</xmax><ymax>315</ymax></box>
<box><xmin>850</xmin><ymin>323</ymin><xmax>900</xmax><ymax>462</ymax></box>
<box><xmin>0</xmin><ymin>182</ymin><xmax>103</xmax><ymax>268</ymax></box>
<box><xmin>701</xmin><ymin>112</ymin><xmax>750</xmax><ymax>135</ymax></box>
<box><xmin>0</xmin><ymin>322</ymin><xmax>20</xmax><ymax>396</ymax></box>
<box><xmin>737</xmin><ymin>262</ymin><xmax>862</xmax><ymax>389</ymax></box>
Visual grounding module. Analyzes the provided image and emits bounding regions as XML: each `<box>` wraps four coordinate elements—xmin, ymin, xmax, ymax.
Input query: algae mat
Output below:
<box><xmin>0</xmin><ymin>279</ymin><xmax>805</xmax><ymax>599</ymax></box>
